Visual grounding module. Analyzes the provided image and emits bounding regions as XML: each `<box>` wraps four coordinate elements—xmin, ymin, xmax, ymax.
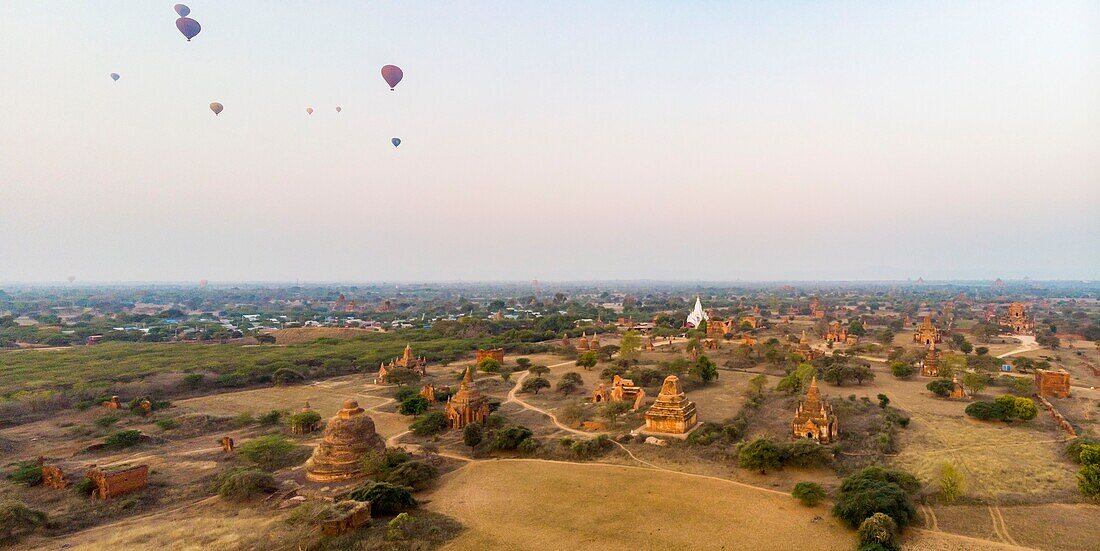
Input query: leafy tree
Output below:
<box><xmin>783</xmin><ymin>438</ymin><xmax>832</xmax><ymax>468</ymax></box>
<box><xmin>462</xmin><ymin>423</ymin><xmax>483</xmax><ymax>448</ymax></box>
<box><xmin>492</xmin><ymin>425</ymin><xmax>533</xmax><ymax>450</ymax></box>
<box><xmin>410</xmin><ymin>411</ymin><xmax>448</xmax><ymax>436</ymax></box>
<box><xmin>792</xmin><ymin>481</ymin><xmax>826</xmax><ymax>506</ymax></box>
<box><xmin>599</xmin><ymin>401</ymin><xmax>632</xmax><ymax>427</ymax></box>
<box><xmin>556</xmin><ymin>371</ymin><xmax>584</xmax><ymax>394</ymax></box>
<box><xmin>515</xmin><ymin>357</ymin><xmax>532</xmax><ymax>369</ymax></box>
<box><xmin>521</xmin><ymin>376</ymin><xmax>551</xmax><ymax>395</ymax></box>
<box><xmin>528</xmin><ymin>364</ymin><xmax>550</xmax><ymax>377</ymax></box>
<box><xmin>398</xmin><ymin>395</ymin><xmax>431</xmax><ymax>416</ymax></box>
<box><xmin>739</xmin><ymin>438</ymin><xmax>784</xmax><ymax>473</ymax></box>
<box><xmin>875</xmin><ymin>329</ymin><xmax>895</xmax><ymax>345</ymax></box>
<box><xmin>619</xmin><ymin>330</ymin><xmax>641</xmax><ymax>361</ymax></box>
<box><xmin>691</xmin><ymin>354</ymin><xmax>718</xmax><ymax>384</ymax></box>
<box><xmin>852</xmin><ymin>365</ymin><xmax>875</xmax><ymax>385</ymax></box>
<box><xmin>575</xmin><ymin>351</ymin><xmax>598</xmax><ymax>370</ymax></box>
<box><xmin>597</xmin><ymin>345</ymin><xmax>620</xmax><ymax>362</ymax></box>
<box><xmin>926</xmin><ymin>379</ymin><xmax>953</xmax><ymax>398</ymax></box>
<box><xmin>877</xmin><ymin>394</ymin><xmax>890</xmax><ymax>409</ymax></box>
<box><xmin>959</xmin><ymin>341</ymin><xmax>973</xmax><ymax>355</ymax></box>
<box><xmin>975</xmin><ymin>346</ymin><xmax>989</xmax><ymax>356</ymax></box>
<box><xmin>832</xmin><ymin>466</ymin><xmax>919</xmax><ymax>529</ymax></box>
<box><xmin>939</xmin><ymin>463</ymin><xmax>965</xmax><ymax>503</ymax></box>
<box><xmin>961</xmin><ymin>372</ymin><xmax>986</xmax><ymax>395</ymax></box>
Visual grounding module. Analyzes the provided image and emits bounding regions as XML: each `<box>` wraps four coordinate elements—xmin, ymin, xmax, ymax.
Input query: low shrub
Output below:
<box><xmin>238</xmin><ymin>434</ymin><xmax>297</xmax><ymax>470</ymax></box>
<box><xmin>213</xmin><ymin>467</ymin><xmax>277</xmax><ymax>500</ymax></box>
<box><xmin>0</xmin><ymin>499</ymin><xmax>48</xmax><ymax>543</ymax></box>
<box><xmin>398</xmin><ymin>395</ymin><xmax>431</xmax><ymax>416</ymax></box>
<box><xmin>104</xmin><ymin>430</ymin><xmax>143</xmax><ymax>450</ymax></box>
<box><xmin>94</xmin><ymin>414</ymin><xmax>121</xmax><ymax>429</ymax></box>
<box><xmin>384</xmin><ymin>460</ymin><xmax>438</xmax><ymax>491</ymax></box>
<box><xmin>409</xmin><ymin>411</ymin><xmax>448</xmax><ymax>436</ymax></box>
<box><xmin>287</xmin><ymin>410</ymin><xmax>322</xmax><ymax>433</ymax></box>
<box><xmin>792</xmin><ymin>481</ymin><xmax>826</xmax><ymax>506</ymax></box>
<box><xmin>571</xmin><ymin>435</ymin><xmax>613</xmax><ymax>459</ymax></box>
<box><xmin>257</xmin><ymin>410</ymin><xmax>283</xmax><ymax>426</ymax></box>
<box><xmin>347</xmin><ymin>481</ymin><xmax>417</xmax><ymax>515</ymax></box>
<box><xmin>155</xmin><ymin>418</ymin><xmax>179</xmax><ymax>431</ymax></box>
<box><xmin>492</xmin><ymin>425</ymin><xmax>533</xmax><ymax>451</ymax></box>
<box><xmin>6</xmin><ymin>462</ymin><xmax>42</xmax><ymax>486</ymax></box>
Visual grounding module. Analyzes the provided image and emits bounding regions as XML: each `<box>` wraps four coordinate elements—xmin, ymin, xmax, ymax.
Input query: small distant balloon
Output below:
<box><xmin>67</xmin><ymin>275</ymin><xmax>75</xmax><ymax>283</ymax></box>
<box><xmin>199</xmin><ymin>279</ymin><xmax>208</xmax><ymax>288</ymax></box>
<box><xmin>173</xmin><ymin>4</ymin><xmax>190</xmax><ymax>17</ymax></box>
<box><xmin>306</xmin><ymin>107</ymin><xmax>313</xmax><ymax>115</ymax></box>
<box><xmin>335</xmin><ymin>106</ymin><xmax>342</xmax><ymax>113</ymax></box>
<box><xmin>381</xmin><ymin>65</ymin><xmax>403</xmax><ymax>90</ymax></box>
<box><xmin>209</xmin><ymin>102</ymin><xmax>223</xmax><ymax>115</ymax></box>
<box><xmin>110</xmin><ymin>73</ymin><xmax>120</xmax><ymax>81</ymax></box>
<box><xmin>391</xmin><ymin>137</ymin><xmax>401</xmax><ymax>147</ymax></box>
<box><xmin>176</xmin><ymin>17</ymin><xmax>201</xmax><ymax>41</ymax></box>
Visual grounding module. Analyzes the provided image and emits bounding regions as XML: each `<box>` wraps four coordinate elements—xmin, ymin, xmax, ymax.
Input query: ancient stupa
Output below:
<box><xmin>791</xmin><ymin>376</ymin><xmax>838</xmax><ymax>443</ymax></box>
<box><xmin>305</xmin><ymin>399</ymin><xmax>385</xmax><ymax>482</ymax></box>
<box><xmin>643</xmin><ymin>375</ymin><xmax>698</xmax><ymax>434</ymax></box>
<box><xmin>444</xmin><ymin>366</ymin><xmax>489</xmax><ymax>430</ymax></box>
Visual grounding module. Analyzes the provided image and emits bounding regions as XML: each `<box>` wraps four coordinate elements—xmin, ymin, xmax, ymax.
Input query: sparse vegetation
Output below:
<box><xmin>238</xmin><ymin>434</ymin><xmax>299</xmax><ymax>470</ymax></box>
<box><xmin>213</xmin><ymin>467</ymin><xmax>278</xmax><ymax>500</ymax></box>
<box><xmin>792</xmin><ymin>481</ymin><xmax>826</xmax><ymax>506</ymax></box>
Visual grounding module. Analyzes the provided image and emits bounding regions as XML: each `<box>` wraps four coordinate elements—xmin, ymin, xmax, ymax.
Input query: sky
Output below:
<box><xmin>1</xmin><ymin>1</ymin><xmax>1097</xmax><ymax>283</ymax></box>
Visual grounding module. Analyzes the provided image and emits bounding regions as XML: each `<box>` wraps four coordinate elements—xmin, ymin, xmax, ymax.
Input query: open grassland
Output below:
<box><xmin>424</xmin><ymin>459</ymin><xmax>855</xmax><ymax>551</ymax></box>
<box><xmin>0</xmin><ymin>330</ymin><xmax>545</xmax><ymax>399</ymax></box>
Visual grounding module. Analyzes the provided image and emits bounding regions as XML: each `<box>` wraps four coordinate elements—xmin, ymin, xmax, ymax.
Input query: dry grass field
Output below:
<box><xmin>424</xmin><ymin>459</ymin><xmax>855</xmax><ymax>551</ymax></box>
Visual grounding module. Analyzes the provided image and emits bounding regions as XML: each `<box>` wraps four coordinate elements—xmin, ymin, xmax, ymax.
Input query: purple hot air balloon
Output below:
<box><xmin>381</xmin><ymin>65</ymin><xmax>403</xmax><ymax>90</ymax></box>
<box><xmin>176</xmin><ymin>17</ymin><xmax>201</xmax><ymax>41</ymax></box>
<box><xmin>391</xmin><ymin>137</ymin><xmax>401</xmax><ymax>148</ymax></box>
<box><xmin>174</xmin><ymin>4</ymin><xmax>190</xmax><ymax>17</ymax></box>
<box><xmin>110</xmin><ymin>73</ymin><xmax>120</xmax><ymax>82</ymax></box>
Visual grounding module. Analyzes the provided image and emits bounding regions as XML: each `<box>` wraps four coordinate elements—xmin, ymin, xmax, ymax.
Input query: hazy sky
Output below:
<box><xmin>1</xmin><ymin>1</ymin><xmax>1097</xmax><ymax>283</ymax></box>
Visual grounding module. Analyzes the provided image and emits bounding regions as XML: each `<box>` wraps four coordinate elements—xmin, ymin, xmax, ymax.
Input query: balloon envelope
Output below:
<box><xmin>335</xmin><ymin>106</ymin><xmax>342</xmax><ymax>113</ymax></box>
<box><xmin>381</xmin><ymin>65</ymin><xmax>403</xmax><ymax>90</ymax></box>
<box><xmin>174</xmin><ymin>4</ymin><xmax>190</xmax><ymax>16</ymax></box>
<box><xmin>306</xmin><ymin>107</ymin><xmax>313</xmax><ymax>115</ymax></box>
<box><xmin>176</xmin><ymin>17</ymin><xmax>201</xmax><ymax>41</ymax></box>
<box><xmin>110</xmin><ymin>73</ymin><xmax>119</xmax><ymax>81</ymax></box>
<box><xmin>209</xmin><ymin>102</ymin><xmax>223</xmax><ymax>115</ymax></box>
<box><xmin>391</xmin><ymin>137</ymin><xmax>401</xmax><ymax>147</ymax></box>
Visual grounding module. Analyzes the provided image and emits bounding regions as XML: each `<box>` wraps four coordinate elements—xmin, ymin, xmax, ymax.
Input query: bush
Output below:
<box><xmin>492</xmin><ymin>426</ymin><xmax>533</xmax><ymax>451</ymax></box>
<box><xmin>463</xmin><ymin>423</ymin><xmax>483</xmax><ymax>448</ymax></box>
<box><xmin>388</xmin><ymin>512</ymin><xmax>414</xmax><ymax>540</ymax></box>
<box><xmin>398</xmin><ymin>395</ymin><xmax>431</xmax><ymax>416</ymax></box>
<box><xmin>73</xmin><ymin>478</ymin><xmax>96</xmax><ymax>496</ymax></box>
<box><xmin>965</xmin><ymin>395</ymin><xmax>1038</xmax><ymax>422</ymax></box>
<box><xmin>183</xmin><ymin>373</ymin><xmax>204</xmax><ymax>389</ymax></box>
<box><xmin>287</xmin><ymin>410</ymin><xmax>322</xmax><ymax>433</ymax></box>
<box><xmin>556</xmin><ymin>372</ymin><xmax>584</xmax><ymax>394</ymax></box>
<box><xmin>385</xmin><ymin>460</ymin><xmax>439</xmax><ymax>491</ymax></box>
<box><xmin>1077</xmin><ymin>444</ymin><xmax>1100</xmax><ymax>498</ymax></box>
<box><xmin>347</xmin><ymin>481</ymin><xmax>417</xmax><ymax>515</ymax></box>
<box><xmin>517</xmin><ymin>437</ymin><xmax>540</xmax><ymax>454</ymax></box>
<box><xmin>7</xmin><ymin>462</ymin><xmax>42</xmax><ymax>486</ymax></box>
<box><xmin>792</xmin><ymin>481</ymin><xmax>826</xmax><ymax>506</ymax></box>
<box><xmin>238</xmin><ymin>434</ymin><xmax>296</xmax><ymax>470</ymax></box>
<box><xmin>521</xmin><ymin>377</ymin><xmax>551</xmax><ymax>395</ymax></box>
<box><xmin>104</xmin><ymin>429</ymin><xmax>143</xmax><ymax>450</ymax></box>
<box><xmin>409</xmin><ymin>411</ymin><xmax>448</xmax><ymax>437</ymax></box>
<box><xmin>271</xmin><ymin>368</ymin><xmax>305</xmax><ymax>385</ymax></box>
<box><xmin>939</xmin><ymin>463</ymin><xmax>965</xmax><ymax>503</ymax></box>
<box><xmin>0</xmin><ymin>499</ymin><xmax>47</xmax><ymax>543</ymax></box>
<box><xmin>832</xmin><ymin>467</ymin><xmax>918</xmax><ymax>529</ymax></box>
<box><xmin>857</xmin><ymin>513</ymin><xmax>899</xmax><ymax>550</ymax></box>
<box><xmin>571</xmin><ymin>435</ymin><xmax>613</xmax><ymax>459</ymax></box>
<box><xmin>213</xmin><ymin>467</ymin><xmax>277</xmax><ymax>500</ymax></box>
<box><xmin>94</xmin><ymin>414</ymin><xmax>121</xmax><ymax>429</ymax></box>
<box><xmin>258</xmin><ymin>410</ymin><xmax>283</xmax><ymax>426</ymax></box>
<box><xmin>155</xmin><ymin>418</ymin><xmax>179</xmax><ymax>431</ymax></box>
<box><xmin>1067</xmin><ymin>438</ymin><xmax>1100</xmax><ymax>464</ymax></box>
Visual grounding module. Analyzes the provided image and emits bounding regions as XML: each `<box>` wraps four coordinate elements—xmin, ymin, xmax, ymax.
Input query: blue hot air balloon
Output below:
<box><xmin>176</xmin><ymin>17</ymin><xmax>201</xmax><ymax>41</ymax></box>
<box><xmin>174</xmin><ymin>4</ymin><xmax>190</xmax><ymax>17</ymax></box>
<box><xmin>110</xmin><ymin>73</ymin><xmax>120</xmax><ymax>81</ymax></box>
<box><xmin>391</xmin><ymin>138</ymin><xmax>401</xmax><ymax>148</ymax></box>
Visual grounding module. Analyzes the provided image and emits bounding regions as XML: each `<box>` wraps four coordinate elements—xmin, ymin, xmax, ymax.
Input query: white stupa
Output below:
<box><xmin>686</xmin><ymin>296</ymin><xmax>709</xmax><ymax>328</ymax></box>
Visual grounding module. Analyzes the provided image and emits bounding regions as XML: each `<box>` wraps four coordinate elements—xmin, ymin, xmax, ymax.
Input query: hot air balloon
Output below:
<box><xmin>174</xmin><ymin>4</ymin><xmax>190</xmax><ymax>17</ymax></box>
<box><xmin>381</xmin><ymin>65</ymin><xmax>403</xmax><ymax>90</ymax></box>
<box><xmin>176</xmin><ymin>17</ymin><xmax>201</xmax><ymax>41</ymax></box>
<box><xmin>306</xmin><ymin>107</ymin><xmax>313</xmax><ymax>115</ymax></box>
<box><xmin>66</xmin><ymin>275</ymin><xmax>75</xmax><ymax>284</ymax></box>
<box><xmin>209</xmin><ymin>102</ymin><xmax>223</xmax><ymax>115</ymax></box>
<box><xmin>199</xmin><ymin>279</ymin><xmax>208</xmax><ymax>288</ymax></box>
<box><xmin>335</xmin><ymin>106</ymin><xmax>342</xmax><ymax>113</ymax></box>
<box><xmin>391</xmin><ymin>137</ymin><xmax>401</xmax><ymax>147</ymax></box>
<box><xmin>110</xmin><ymin>73</ymin><xmax>120</xmax><ymax>81</ymax></box>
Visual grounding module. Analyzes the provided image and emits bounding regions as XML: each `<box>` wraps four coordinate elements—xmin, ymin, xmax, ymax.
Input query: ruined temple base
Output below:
<box><xmin>282</xmin><ymin>468</ymin><xmax>368</xmax><ymax>500</ymax></box>
<box><xmin>631</xmin><ymin>422</ymin><xmax>702</xmax><ymax>440</ymax></box>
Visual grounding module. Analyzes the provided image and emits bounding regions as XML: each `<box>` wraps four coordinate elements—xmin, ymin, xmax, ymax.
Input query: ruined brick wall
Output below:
<box><xmin>475</xmin><ymin>348</ymin><xmax>505</xmax><ymax>363</ymax></box>
<box><xmin>1035</xmin><ymin>370</ymin><xmax>1070</xmax><ymax>398</ymax></box>
<box><xmin>89</xmin><ymin>465</ymin><xmax>149</xmax><ymax>499</ymax></box>
<box><xmin>1035</xmin><ymin>395</ymin><xmax>1077</xmax><ymax>438</ymax></box>
<box><xmin>41</xmin><ymin>465</ymin><xmax>70</xmax><ymax>489</ymax></box>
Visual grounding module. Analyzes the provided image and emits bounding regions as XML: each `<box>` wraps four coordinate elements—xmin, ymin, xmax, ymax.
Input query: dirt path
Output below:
<box><xmin>997</xmin><ymin>335</ymin><xmax>1039</xmax><ymax>359</ymax></box>
<box><xmin>989</xmin><ymin>503</ymin><xmax>1020</xmax><ymax>546</ymax></box>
